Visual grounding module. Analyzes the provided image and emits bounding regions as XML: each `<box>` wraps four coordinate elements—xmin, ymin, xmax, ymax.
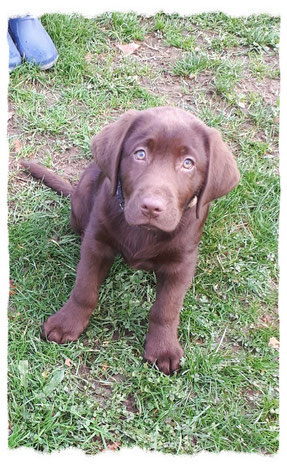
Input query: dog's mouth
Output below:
<box><xmin>136</xmin><ymin>223</ymin><xmax>160</xmax><ymax>232</ymax></box>
<box><xmin>126</xmin><ymin>213</ymin><xmax>181</xmax><ymax>233</ymax></box>
<box><xmin>126</xmin><ymin>217</ymin><xmax>162</xmax><ymax>231</ymax></box>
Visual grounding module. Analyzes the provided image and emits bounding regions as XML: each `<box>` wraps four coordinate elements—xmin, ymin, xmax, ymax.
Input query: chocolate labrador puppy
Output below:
<box><xmin>21</xmin><ymin>106</ymin><xmax>240</xmax><ymax>375</ymax></box>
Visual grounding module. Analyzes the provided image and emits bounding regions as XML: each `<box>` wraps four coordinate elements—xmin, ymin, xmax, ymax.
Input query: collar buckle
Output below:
<box><xmin>186</xmin><ymin>195</ymin><xmax>197</xmax><ymax>210</ymax></box>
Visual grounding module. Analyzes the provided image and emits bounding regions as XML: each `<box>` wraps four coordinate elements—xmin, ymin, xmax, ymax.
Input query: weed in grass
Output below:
<box><xmin>189</xmin><ymin>13</ymin><xmax>279</xmax><ymax>51</ymax></box>
<box><xmin>172</xmin><ymin>53</ymin><xmax>210</xmax><ymax>77</ymax></box>
<box><xmin>163</xmin><ymin>29</ymin><xmax>196</xmax><ymax>50</ymax></box>
<box><xmin>97</xmin><ymin>12</ymin><xmax>148</xmax><ymax>43</ymax></box>
<box><xmin>246</xmin><ymin>95</ymin><xmax>279</xmax><ymax>141</ymax></box>
<box><xmin>249</xmin><ymin>53</ymin><xmax>280</xmax><ymax>80</ymax></box>
<box><xmin>208</xmin><ymin>32</ymin><xmax>242</xmax><ymax>52</ymax></box>
<box><xmin>213</xmin><ymin>60</ymin><xmax>243</xmax><ymax>99</ymax></box>
<box><xmin>151</xmin><ymin>14</ymin><xmax>196</xmax><ymax>50</ymax></box>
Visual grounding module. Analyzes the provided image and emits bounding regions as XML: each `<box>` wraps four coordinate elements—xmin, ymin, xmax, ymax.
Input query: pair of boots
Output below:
<box><xmin>8</xmin><ymin>15</ymin><xmax>58</xmax><ymax>72</ymax></box>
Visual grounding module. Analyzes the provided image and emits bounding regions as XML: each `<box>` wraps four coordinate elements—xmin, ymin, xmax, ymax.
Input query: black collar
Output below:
<box><xmin>116</xmin><ymin>180</ymin><xmax>125</xmax><ymax>211</ymax></box>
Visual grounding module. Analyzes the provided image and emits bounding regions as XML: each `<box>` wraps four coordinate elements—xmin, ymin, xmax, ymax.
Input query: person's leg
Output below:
<box><xmin>8</xmin><ymin>15</ymin><xmax>58</xmax><ymax>70</ymax></box>
<box><xmin>7</xmin><ymin>32</ymin><xmax>21</xmax><ymax>72</ymax></box>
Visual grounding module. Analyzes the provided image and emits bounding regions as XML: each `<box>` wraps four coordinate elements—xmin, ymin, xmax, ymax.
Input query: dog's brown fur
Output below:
<box><xmin>21</xmin><ymin>106</ymin><xmax>240</xmax><ymax>375</ymax></box>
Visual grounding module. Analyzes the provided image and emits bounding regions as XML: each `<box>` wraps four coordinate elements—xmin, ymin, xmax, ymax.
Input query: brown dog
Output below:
<box><xmin>20</xmin><ymin>106</ymin><xmax>240</xmax><ymax>375</ymax></box>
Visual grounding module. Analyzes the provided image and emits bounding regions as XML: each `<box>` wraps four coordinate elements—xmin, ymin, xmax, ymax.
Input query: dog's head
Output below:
<box><xmin>91</xmin><ymin>107</ymin><xmax>240</xmax><ymax>232</ymax></box>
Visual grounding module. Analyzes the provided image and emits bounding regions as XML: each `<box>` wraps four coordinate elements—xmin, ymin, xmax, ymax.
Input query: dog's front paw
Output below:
<box><xmin>143</xmin><ymin>332</ymin><xmax>183</xmax><ymax>375</ymax></box>
<box><xmin>41</xmin><ymin>306</ymin><xmax>89</xmax><ymax>344</ymax></box>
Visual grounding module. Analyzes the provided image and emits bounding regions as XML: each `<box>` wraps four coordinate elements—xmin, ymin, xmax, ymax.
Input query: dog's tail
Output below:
<box><xmin>20</xmin><ymin>160</ymin><xmax>74</xmax><ymax>197</ymax></box>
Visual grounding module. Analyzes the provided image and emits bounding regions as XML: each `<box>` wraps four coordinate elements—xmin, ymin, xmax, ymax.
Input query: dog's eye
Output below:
<box><xmin>135</xmin><ymin>149</ymin><xmax>146</xmax><ymax>160</ymax></box>
<box><xmin>183</xmin><ymin>158</ymin><xmax>194</xmax><ymax>169</ymax></box>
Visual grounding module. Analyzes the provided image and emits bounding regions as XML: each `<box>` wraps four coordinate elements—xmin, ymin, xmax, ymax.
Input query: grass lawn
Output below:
<box><xmin>8</xmin><ymin>12</ymin><xmax>280</xmax><ymax>455</ymax></box>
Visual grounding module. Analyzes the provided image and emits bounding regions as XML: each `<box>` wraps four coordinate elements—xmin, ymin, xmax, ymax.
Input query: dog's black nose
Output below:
<box><xmin>141</xmin><ymin>197</ymin><xmax>164</xmax><ymax>218</ymax></box>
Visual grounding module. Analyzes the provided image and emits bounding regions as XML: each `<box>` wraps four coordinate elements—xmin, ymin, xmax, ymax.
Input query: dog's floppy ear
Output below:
<box><xmin>196</xmin><ymin>128</ymin><xmax>240</xmax><ymax>218</ymax></box>
<box><xmin>91</xmin><ymin>110</ymin><xmax>139</xmax><ymax>194</ymax></box>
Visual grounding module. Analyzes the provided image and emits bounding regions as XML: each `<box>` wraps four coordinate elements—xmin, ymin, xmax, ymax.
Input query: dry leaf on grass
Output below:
<box><xmin>102</xmin><ymin>362</ymin><xmax>109</xmax><ymax>371</ymax></box>
<box><xmin>9</xmin><ymin>279</ymin><xmax>16</xmax><ymax>295</ymax></box>
<box><xmin>107</xmin><ymin>441</ymin><xmax>121</xmax><ymax>451</ymax></box>
<box><xmin>65</xmin><ymin>357</ymin><xmax>72</xmax><ymax>367</ymax></box>
<box><xmin>116</xmin><ymin>42</ymin><xmax>139</xmax><ymax>56</ymax></box>
<box><xmin>14</xmin><ymin>139</ymin><xmax>22</xmax><ymax>153</ymax></box>
<box><xmin>258</xmin><ymin>314</ymin><xmax>274</xmax><ymax>327</ymax></box>
<box><xmin>268</xmin><ymin>337</ymin><xmax>279</xmax><ymax>349</ymax></box>
<box><xmin>85</xmin><ymin>52</ymin><xmax>92</xmax><ymax>63</ymax></box>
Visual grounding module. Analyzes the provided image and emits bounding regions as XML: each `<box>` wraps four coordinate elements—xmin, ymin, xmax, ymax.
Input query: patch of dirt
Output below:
<box><xmin>127</xmin><ymin>34</ymin><xmax>195</xmax><ymax>108</ymax></box>
<box><xmin>74</xmin><ymin>361</ymin><xmax>113</xmax><ymax>404</ymax></box>
<box><xmin>8</xmin><ymin>105</ymin><xmax>22</xmax><ymax>176</ymax></box>
<box><xmin>124</xmin><ymin>393</ymin><xmax>138</xmax><ymax>414</ymax></box>
<box><xmin>134</xmin><ymin>34</ymin><xmax>182</xmax><ymax>67</ymax></box>
<box><xmin>74</xmin><ymin>361</ymin><xmax>124</xmax><ymax>406</ymax></box>
<box><xmin>7</xmin><ymin>103</ymin><xmax>20</xmax><ymax>137</ymax></box>
<box><xmin>256</xmin><ymin>312</ymin><xmax>279</xmax><ymax>330</ymax></box>
<box><xmin>75</xmin><ymin>362</ymin><xmax>138</xmax><ymax>414</ymax></box>
<box><xmin>231</xmin><ymin>344</ymin><xmax>243</xmax><ymax>353</ymax></box>
<box><xmin>51</xmin><ymin>146</ymin><xmax>87</xmax><ymax>184</ymax></box>
<box><xmin>140</xmin><ymin>72</ymin><xmax>200</xmax><ymax>108</ymax></box>
<box><xmin>8</xmin><ymin>129</ymin><xmax>88</xmax><ymax>199</ymax></box>
<box><xmin>77</xmin><ymin>362</ymin><xmax>90</xmax><ymax>377</ymax></box>
<box><xmin>93</xmin><ymin>378</ymin><xmax>113</xmax><ymax>404</ymax></box>
<box><xmin>244</xmin><ymin>386</ymin><xmax>263</xmax><ymax>406</ymax></box>
<box><xmin>129</xmin><ymin>32</ymin><xmax>280</xmax><ymax>111</ymax></box>
<box><xmin>235</xmin><ymin>77</ymin><xmax>279</xmax><ymax>106</ymax></box>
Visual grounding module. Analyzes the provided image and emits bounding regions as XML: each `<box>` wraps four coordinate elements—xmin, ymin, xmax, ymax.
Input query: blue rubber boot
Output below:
<box><xmin>8</xmin><ymin>16</ymin><xmax>58</xmax><ymax>70</ymax></box>
<box><xmin>8</xmin><ymin>32</ymin><xmax>22</xmax><ymax>72</ymax></box>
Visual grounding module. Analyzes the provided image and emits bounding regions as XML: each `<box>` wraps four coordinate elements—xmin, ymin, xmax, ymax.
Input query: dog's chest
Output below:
<box><xmin>116</xmin><ymin>228</ymin><xmax>183</xmax><ymax>271</ymax></box>
<box><xmin>123</xmin><ymin>250</ymin><xmax>183</xmax><ymax>272</ymax></box>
